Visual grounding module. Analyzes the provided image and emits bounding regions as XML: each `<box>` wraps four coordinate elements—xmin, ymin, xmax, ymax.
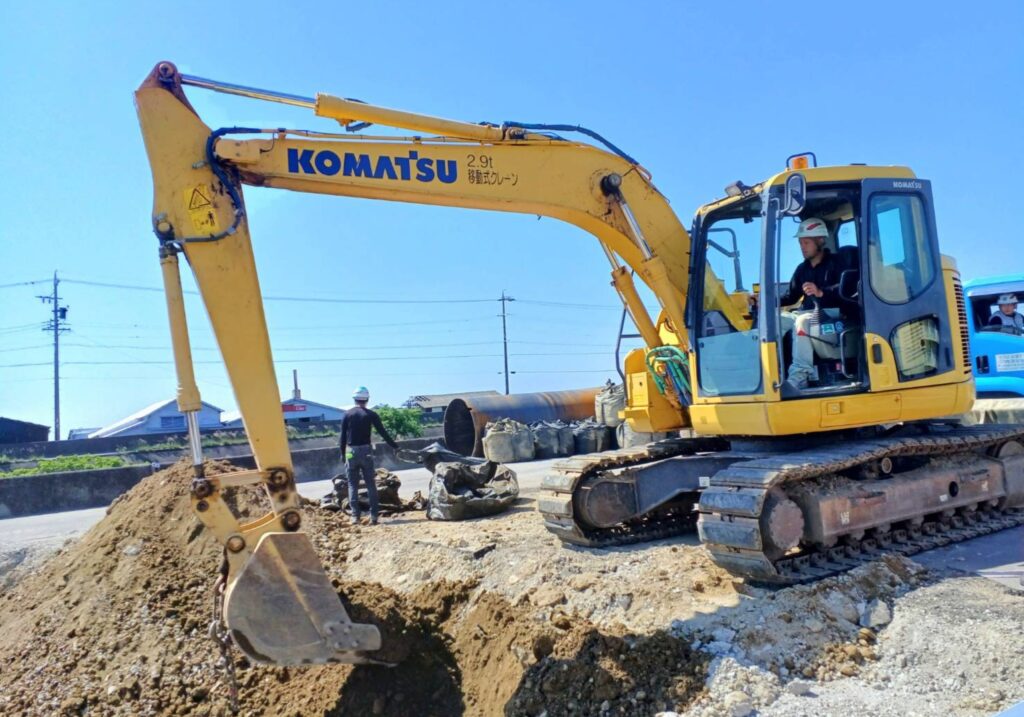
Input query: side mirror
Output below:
<box><xmin>838</xmin><ymin>269</ymin><xmax>860</xmax><ymax>301</ymax></box>
<box><xmin>781</xmin><ymin>173</ymin><xmax>806</xmax><ymax>216</ymax></box>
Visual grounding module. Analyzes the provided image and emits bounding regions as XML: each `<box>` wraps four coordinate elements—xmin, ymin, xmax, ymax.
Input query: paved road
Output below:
<box><xmin>2</xmin><ymin>457</ymin><xmax>1021</xmax><ymax>592</ymax></box>
<box><xmin>913</xmin><ymin>525</ymin><xmax>1024</xmax><ymax>590</ymax></box>
<box><xmin>0</xmin><ymin>506</ymin><xmax>108</xmax><ymax>556</ymax></box>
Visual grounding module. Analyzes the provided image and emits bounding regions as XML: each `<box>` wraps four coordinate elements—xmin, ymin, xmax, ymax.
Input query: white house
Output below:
<box><xmin>88</xmin><ymin>399</ymin><xmax>224</xmax><ymax>438</ymax></box>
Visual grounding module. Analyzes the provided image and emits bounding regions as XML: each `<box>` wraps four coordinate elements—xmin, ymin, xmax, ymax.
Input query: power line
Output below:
<box><xmin>0</xmin><ymin>351</ymin><xmax>612</xmax><ymax>369</ymax></box>
<box><xmin>516</xmin><ymin>299</ymin><xmax>620</xmax><ymax>310</ymax></box>
<box><xmin>40</xmin><ymin>338</ymin><xmax>623</xmax><ymax>352</ymax></box>
<box><xmin>0</xmin><ymin>322</ymin><xmax>46</xmax><ymax>333</ymax></box>
<box><xmin>1</xmin><ymin>354</ymin><xmax>503</xmax><ymax>367</ymax></box>
<box><xmin>513</xmin><ymin>369</ymin><xmax>619</xmax><ymax>374</ymax></box>
<box><xmin>62</xmin><ymin>277</ymin><xmax>496</xmax><ymax>304</ymax></box>
<box><xmin>61</xmin><ymin>277</ymin><xmax>633</xmax><ymax>309</ymax></box>
<box><xmin>0</xmin><ymin>344</ymin><xmax>51</xmax><ymax>353</ymax></box>
<box><xmin>56</xmin><ymin>340</ymin><xmax>503</xmax><ymax>352</ymax></box>
<box><xmin>0</xmin><ymin>279</ymin><xmax>50</xmax><ymax>290</ymax></box>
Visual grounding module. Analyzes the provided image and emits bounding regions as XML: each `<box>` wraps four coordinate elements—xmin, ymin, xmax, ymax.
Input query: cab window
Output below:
<box><xmin>696</xmin><ymin>199</ymin><xmax>763</xmax><ymax>396</ymax></box>
<box><xmin>867</xmin><ymin>194</ymin><xmax>935</xmax><ymax>304</ymax></box>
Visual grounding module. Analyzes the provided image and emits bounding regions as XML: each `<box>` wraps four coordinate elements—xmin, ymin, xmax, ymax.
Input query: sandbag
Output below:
<box><xmin>616</xmin><ymin>421</ymin><xmax>676</xmax><ymax>448</ymax></box>
<box><xmin>483</xmin><ymin>418</ymin><xmax>535</xmax><ymax>462</ymax></box>
<box><xmin>961</xmin><ymin>398</ymin><xmax>1024</xmax><ymax>426</ymax></box>
<box><xmin>482</xmin><ymin>429</ymin><xmax>515</xmax><ymax>464</ymax></box>
<box><xmin>404</xmin><ymin>441</ymin><xmax>486</xmax><ymax>472</ymax></box>
<box><xmin>426</xmin><ymin>461</ymin><xmax>519</xmax><ymax>521</ymax></box>
<box><xmin>595</xmin><ymin>381</ymin><xmax>626</xmax><ymax>428</ymax></box>
<box><xmin>321</xmin><ymin>469</ymin><xmax>424</xmax><ymax>514</ymax></box>
<box><xmin>532</xmin><ymin>420</ymin><xmax>573</xmax><ymax>459</ymax></box>
<box><xmin>557</xmin><ymin>423</ymin><xmax>574</xmax><ymax>455</ymax></box>
<box><xmin>573</xmin><ymin>419</ymin><xmax>614</xmax><ymax>454</ymax></box>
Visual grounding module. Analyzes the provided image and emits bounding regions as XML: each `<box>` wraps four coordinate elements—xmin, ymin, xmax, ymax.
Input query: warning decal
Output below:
<box><xmin>188</xmin><ymin>187</ymin><xmax>211</xmax><ymax>210</ymax></box>
<box><xmin>185</xmin><ymin>185</ymin><xmax>219</xmax><ymax>234</ymax></box>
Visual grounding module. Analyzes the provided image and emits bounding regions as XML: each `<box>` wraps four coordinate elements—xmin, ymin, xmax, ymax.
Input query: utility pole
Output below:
<box><xmin>498</xmin><ymin>291</ymin><xmax>515</xmax><ymax>395</ymax></box>
<box><xmin>38</xmin><ymin>272</ymin><xmax>69</xmax><ymax>441</ymax></box>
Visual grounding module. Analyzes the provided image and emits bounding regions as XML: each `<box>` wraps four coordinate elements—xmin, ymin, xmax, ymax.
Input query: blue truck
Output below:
<box><xmin>964</xmin><ymin>275</ymin><xmax>1024</xmax><ymax>398</ymax></box>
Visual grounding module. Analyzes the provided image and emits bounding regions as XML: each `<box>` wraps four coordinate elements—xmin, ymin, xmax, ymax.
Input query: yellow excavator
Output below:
<box><xmin>135</xmin><ymin>62</ymin><xmax>1024</xmax><ymax>667</ymax></box>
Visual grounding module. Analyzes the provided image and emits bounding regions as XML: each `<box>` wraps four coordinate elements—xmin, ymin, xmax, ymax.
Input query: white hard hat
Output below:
<box><xmin>352</xmin><ymin>386</ymin><xmax>370</xmax><ymax>401</ymax></box>
<box><xmin>998</xmin><ymin>294</ymin><xmax>1019</xmax><ymax>306</ymax></box>
<box><xmin>795</xmin><ymin>217</ymin><xmax>829</xmax><ymax>241</ymax></box>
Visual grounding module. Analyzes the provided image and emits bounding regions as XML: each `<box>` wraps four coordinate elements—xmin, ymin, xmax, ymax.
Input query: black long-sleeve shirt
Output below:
<box><xmin>779</xmin><ymin>250</ymin><xmax>842</xmax><ymax>311</ymax></box>
<box><xmin>339</xmin><ymin>405</ymin><xmax>398</xmax><ymax>455</ymax></box>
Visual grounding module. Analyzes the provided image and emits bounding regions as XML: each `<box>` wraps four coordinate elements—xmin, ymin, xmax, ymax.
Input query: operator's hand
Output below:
<box><xmin>802</xmin><ymin>282</ymin><xmax>824</xmax><ymax>298</ymax></box>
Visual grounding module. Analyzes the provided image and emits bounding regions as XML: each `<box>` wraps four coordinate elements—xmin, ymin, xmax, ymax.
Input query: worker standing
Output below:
<box><xmin>340</xmin><ymin>386</ymin><xmax>399</xmax><ymax>525</ymax></box>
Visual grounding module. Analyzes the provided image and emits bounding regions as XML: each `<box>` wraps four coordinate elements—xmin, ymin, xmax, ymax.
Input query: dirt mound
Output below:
<box><xmin>9</xmin><ymin>456</ymin><xmax>987</xmax><ymax>716</ymax></box>
<box><xmin>509</xmin><ymin>628</ymin><xmax>708</xmax><ymax>716</ymax></box>
<box><xmin>0</xmin><ymin>460</ymin><xmax>713</xmax><ymax>716</ymax></box>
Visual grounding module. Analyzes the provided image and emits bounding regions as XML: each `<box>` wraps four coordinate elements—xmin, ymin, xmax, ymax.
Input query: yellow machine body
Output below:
<box><xmin>135</xmin><ymin>62</ymin><xmax>976</xmax><ymax>666</ymax></box>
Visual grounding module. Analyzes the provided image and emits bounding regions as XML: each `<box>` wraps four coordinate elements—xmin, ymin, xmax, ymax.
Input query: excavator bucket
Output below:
<box><xmin>223</xmin><ymin>532</ymin><xmax>381</xmax><ymax>665</ymax></box>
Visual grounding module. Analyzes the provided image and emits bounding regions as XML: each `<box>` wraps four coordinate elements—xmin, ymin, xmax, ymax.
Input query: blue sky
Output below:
<box><xmin>1</xmin><ymin>1</ymin><xmax>1022</xmax><ymax>437</ymax></box>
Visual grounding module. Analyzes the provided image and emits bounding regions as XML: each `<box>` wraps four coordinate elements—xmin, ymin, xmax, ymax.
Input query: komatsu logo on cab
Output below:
<box><xmin>287</xmin><ymin>148</ymin><xmax>458</xmax><ymax>184</ymax></box>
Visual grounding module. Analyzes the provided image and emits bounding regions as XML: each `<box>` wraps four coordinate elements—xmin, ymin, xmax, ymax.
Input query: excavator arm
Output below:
<box><xmin>134</xmin><ymin>61</ymin><xmax>694</xmax><ymax>665</ymax></box>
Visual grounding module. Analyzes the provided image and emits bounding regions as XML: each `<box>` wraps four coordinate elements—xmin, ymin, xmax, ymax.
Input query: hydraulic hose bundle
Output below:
<box><xmin>645</xmin><ymin>346</ymin><xmax>692</xmax><ymax>406</ymax></box>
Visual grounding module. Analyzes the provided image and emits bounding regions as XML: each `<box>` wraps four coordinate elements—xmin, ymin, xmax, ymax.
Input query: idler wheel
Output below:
<box><xmin>760</xmin><ymin>490</ymin><xmax>805</xmax><ymax>560</ymax></box>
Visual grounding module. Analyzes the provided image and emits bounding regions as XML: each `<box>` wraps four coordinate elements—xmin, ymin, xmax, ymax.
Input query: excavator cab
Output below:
<box><xmin>686</xmin><ymin>164</ymin><xmax>973</xmax><ymax>435</ymax></box>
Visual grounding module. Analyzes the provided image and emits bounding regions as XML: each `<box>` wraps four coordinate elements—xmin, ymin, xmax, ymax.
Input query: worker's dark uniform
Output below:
<box><xmin>779</xmin><ymin>249</ymin><xmax>842</xmax><ymax>310</ymax></box>
<box><xmin>339</xmin><ymin>405</ymin><xmax>398</xmax><ymax>521</ymax></box>
<box><xmin>778</xmin><ymin>250</ymin><xmax>844</xmax><ymax>382</ymax></box>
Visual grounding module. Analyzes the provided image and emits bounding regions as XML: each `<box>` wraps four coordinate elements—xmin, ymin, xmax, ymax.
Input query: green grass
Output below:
<box><xmin>0</xmin><ymin>454</ymin><xmax>135</xmax><ymax>478</ymax></box>
<box><xmin>136</xmin><ymin>426</ymin><xmax>339</xmax><ymax>452</ymax></box>
<box><xmin>0</xmin><ymin>425</ymin><xmax>343</xmax><ymax>474</ymax></box>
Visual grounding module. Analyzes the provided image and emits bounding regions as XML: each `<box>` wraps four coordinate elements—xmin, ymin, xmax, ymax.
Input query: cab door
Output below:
<box><xmin>859</xmin><ymin>178</ymin><xmax>956</xmax><ymax>386</ymax></box>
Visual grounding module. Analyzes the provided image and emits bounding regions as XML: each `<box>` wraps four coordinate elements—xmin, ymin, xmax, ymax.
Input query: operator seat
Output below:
<box><xmin>830</xmin><ymin>244</ymin><xmax>861</xmax><ymax>361</ymax></box>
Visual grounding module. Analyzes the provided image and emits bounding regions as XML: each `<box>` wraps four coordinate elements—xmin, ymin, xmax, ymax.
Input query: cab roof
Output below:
<box><xmin>696</xmin><ymin>165</ymin><xmax>917</xmax><ymax>217</ymax></box>
<box><xmin>964</xmin><ymin>275</ymin><xmax>1024</xmax><ymax>296</ymax></box>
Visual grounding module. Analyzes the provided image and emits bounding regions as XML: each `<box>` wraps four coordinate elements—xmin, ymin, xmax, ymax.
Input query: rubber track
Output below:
<box><xmin>538</xmin><ymin>437</ymin><xmax>724</xmax><ymax>547</ymax></box>
<box><xmin>701</xmin><ymin>423</ymin><xmax>1024</xmax><ymax>583</ymax></box>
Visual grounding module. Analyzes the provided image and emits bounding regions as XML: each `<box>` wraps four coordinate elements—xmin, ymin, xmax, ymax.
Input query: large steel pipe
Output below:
<box><xmin>444</xmin><ymin>388</ymin><xmax>601</xmax><ymax>457</ymax></box>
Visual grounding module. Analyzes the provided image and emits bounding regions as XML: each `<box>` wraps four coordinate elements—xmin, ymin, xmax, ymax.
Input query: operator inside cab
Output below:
<box><xmin>777</xmin><ymin>218</ymin><xmax>844</xmax><ymax>390</ymax></box>
<box><xmin>989</xmin><ymin>294</ymin><xmax>1024</xmax><ymax>334</ymax></box>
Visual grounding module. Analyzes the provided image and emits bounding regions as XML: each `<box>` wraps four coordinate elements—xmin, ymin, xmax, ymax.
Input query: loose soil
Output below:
<box><xmin>0</xmin><ymin>459</ymin><xmax>1021</xmax><ymax>716</ymax></box>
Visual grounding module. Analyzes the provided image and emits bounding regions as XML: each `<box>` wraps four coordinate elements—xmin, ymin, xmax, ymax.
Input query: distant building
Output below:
<box><xmin>402</xmin><ymin>391</ymin><xmax>502</xmax><ymax>422</ymax></box>
<box><xmin>88</xmin><ymin>399</ymin><xmax>224</xmax><ymax>438</ymax></box>
<box><xmin>67</xmin><ymin>427</ymin><xmax>100</xmax><ymax>440</ymax></box>
<box><xmin>221</xmin><ymin>371</ymin><xmax>348</xmax><ymax>428</ymax></box>
<box><xmin>221</xmin><ymin>397</ymin><xmax>350</xmax><ymax>429</ymax></box>
<box><xmin>0</xmin><ymin>417</ymin><xmax>51</xmax><ymax>444</ymax></box>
